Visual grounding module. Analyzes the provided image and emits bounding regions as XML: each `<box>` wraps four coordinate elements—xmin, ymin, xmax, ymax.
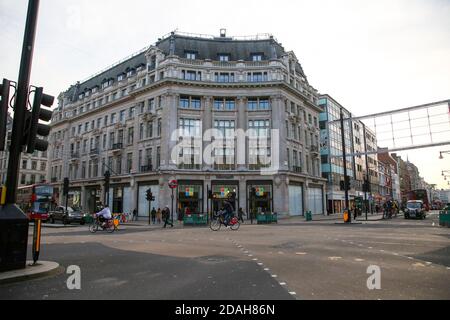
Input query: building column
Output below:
<box><xmin>203</xmin><ymin>96</ymin><xmax>213</xmax><ymax>171</ymax></box>
<box><xmin>161</xmin><ymin>93</ymin><xmax>178</xmax><ymax>170</ymax></box>
<box><xmin>237</xmin><ymin>97</ymin><xmax>247</xmax><ymax>171</ymax></box>
<box><xmin>273</xmin><ymin>175</ymin><xmax>289</xmax><ymax>216</ymax></box>
<box><xmin>271</xmin><ymin>95</ymin><xmax>288</xmax><ymax>171</ymax></box>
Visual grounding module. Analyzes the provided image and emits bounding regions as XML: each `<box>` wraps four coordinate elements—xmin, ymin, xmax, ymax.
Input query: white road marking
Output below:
<box><xmin>289</xmin><ymin>292</ymin><xmax>297</xmax><ymax>295</ymax></box>
<box><xmin>329</xmin><ymin>257</ymin><xmax>342</xmax><ymax>261</ymax></box>
<box><xmin>258</xmin><ymin>263</ymin><xmax>263</xmax><ymax>266</ymax></box>
<box><xmin>252</xmin><ymin>258</ymin><xmax>258</xmax><ymax>261</ymax></box>
<box><xmin>354</xmin><ymin>258</ymin><xmax>365</xmax><ymax>262</ymax></box>
<box><xmin>264</xmin><ymin>268</ymin><xmax>270</xmax><ymax>271</ymax></box>
<box><xmin>271</xmin><ymin>275</ymin><xmax>278</xmax><ymax>278</ymax></box>
<box><xmin>279</xmin><ymin>282</ymin><xmax>287</xmax><ymax>286</ymax></box>
<box><xmin>295</xmin><ymin>252</ymin><xmax>307</xmax><ymax>255</ymax></box>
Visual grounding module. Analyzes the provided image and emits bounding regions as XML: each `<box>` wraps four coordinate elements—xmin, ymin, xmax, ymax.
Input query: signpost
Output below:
<box><xmin>169</xmin><ymin>180</ymin><xmax>178</xmax><ymax>224</ymax></box>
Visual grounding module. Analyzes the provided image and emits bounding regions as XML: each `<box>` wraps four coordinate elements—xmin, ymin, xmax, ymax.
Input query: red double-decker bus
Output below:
<box><xmin>407</xmin><ymin>189</ymin><xmax>430</xmax><ymax>211</ymax></box>
<box><xmin>17</xmin><ymin>183</ymin><xmax>54</xmax><ymax>220</ymax></box>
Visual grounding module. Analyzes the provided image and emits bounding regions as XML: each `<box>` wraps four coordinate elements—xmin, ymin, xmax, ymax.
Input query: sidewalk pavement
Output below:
<box><xmin>0</xmin><ymin>261</ymin><xmax>60</xmax><ymax>284</ymax></box>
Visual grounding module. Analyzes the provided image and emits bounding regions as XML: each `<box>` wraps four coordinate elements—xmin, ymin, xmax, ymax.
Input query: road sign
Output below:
<box><xmin>169</xmin><ymin>180</ymin><xmax>178</xmax><ymax>189</ymax></box>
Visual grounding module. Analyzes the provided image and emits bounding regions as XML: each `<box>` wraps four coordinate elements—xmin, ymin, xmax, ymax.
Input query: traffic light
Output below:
<box><xmin>25</xmin><ymin>87</ymin><xmax>53</xmax><ymax>153</ymax></box>
<box><xmin>146</xmin><ymin>189</ymin><xmax>154</xmax><ymax>201</ymax></box>
<box><xmin>63</xmin><ymin>178</ymin><xmax>69</xmax><ymax>196</ymax></box>
<box><xmin>340</xmin><ymin>176</ymin><xmax>351</xmax><ymax>191</ymax></box>
<box><xmin>0</xmin><ymin>79</ymin><xmax>11</xmax><ymax>151</ymax></box>
<box><xmin>104</xmin><ymin>171</ymin><xmax>110</xmax><ymax>191</ymax></box>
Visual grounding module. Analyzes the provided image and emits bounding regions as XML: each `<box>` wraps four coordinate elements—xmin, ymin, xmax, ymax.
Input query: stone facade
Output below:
<box><xmin>48</xmin><ymin>32</ymin><xmax>326</xmax><ymax>217</ymax></box>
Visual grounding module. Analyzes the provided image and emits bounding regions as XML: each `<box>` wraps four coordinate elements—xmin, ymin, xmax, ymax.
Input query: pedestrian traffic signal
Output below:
<box><xmin>0</xmin><ymin>79</ymin><xmax>11</xmax><ymax>152</ymax></box>
<box><xmin>104</xmin><ymin>171</ymin><xmax>110</xmax><ymax>191</ymax></box>
<box><xmin>63</xmin><ymin>177</ymin><xmax>69</xmax><ymax>196</ymax></box>
<box><xmin>25</xmin><ymin>87</ymin><xmax>53</xmax><ymax>153</ymax></box>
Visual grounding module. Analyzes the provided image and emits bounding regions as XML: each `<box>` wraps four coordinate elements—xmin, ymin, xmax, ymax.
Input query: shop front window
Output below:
<box><xmin>211</xmin><ymin>185</ymin><xmax>238</xmax><ymax>215</ymax></box>
<box><xmin>248</xmin><ymin>183</ymin><xmax>273</xmax><ymax>216</ymax></box>
<box><xmin>178</xmin><ymin>183</ymin><xmax>203</xmax><ymax>215</ymax></box>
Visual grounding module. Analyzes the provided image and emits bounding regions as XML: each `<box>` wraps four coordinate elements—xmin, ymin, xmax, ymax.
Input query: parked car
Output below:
<box><xmin>48</xmin><ymin>206</ymin><xmax>87</xmax><ymax>225</ymax></box>
<box><xmin>404</xmin><ymin>200</ymin><xmax>426</xmax><ymax>220</ymax></box>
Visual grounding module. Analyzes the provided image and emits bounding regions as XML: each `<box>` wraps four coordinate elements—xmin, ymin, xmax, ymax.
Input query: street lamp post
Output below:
<box><xmin>439</xmin><ymin>151</ymin><xmax>450</xmax><ymax>159</ymax></box>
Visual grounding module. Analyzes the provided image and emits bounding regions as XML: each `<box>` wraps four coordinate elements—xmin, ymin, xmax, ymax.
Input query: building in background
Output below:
<box><xmin>48</xmin><ymin>31</ymin><xmax>326</xmax><ymax>217</ymax></box>
<box><xmin>0</xmin><ymin>114</ymin><xmax>48</xmax><ymax>187</ymax></box>
<box><xmin>318</xmin><ymin>95</ymin><xmax>378</xmax><ymax>214</ymax></box>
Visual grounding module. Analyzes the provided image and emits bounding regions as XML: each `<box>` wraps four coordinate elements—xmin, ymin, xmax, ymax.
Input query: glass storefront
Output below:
<box><xmin>109</xmin><ymin>185</ymin><xmax>131</xmax><ymax>214</ymax></box>
<box><xmin>247</xmin><ymin>182</ymin><xmax>273</xmax><ymax>215</ymax></box>
<box><xmin>68</xmin><ymin>188</ymin><xmax>82</xmax><ymax>210</ymax></box>
<box><xmin>85</xmin><ymin>187</ymin><xmax>101</xmax><ymax>214</ymax></box>
<box><xmin>178</xmin><ymin>182</ymin><xmax>203</xmax><ymax>214</ymax></box>
<box><xmin>211</xmin><ymin>184</ymin><xmax>238</xmax><ymax>215</ymax></box>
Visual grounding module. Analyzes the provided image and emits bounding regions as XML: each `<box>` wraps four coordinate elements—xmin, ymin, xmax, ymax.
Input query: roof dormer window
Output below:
<box><xmin>185</xmin><ymin>51</ymin><xmax>197</xmax><ymax>60</ymax></box>
<box><xmin>127</xmin><ymin>69</ymin><xmax>135</xmax><ymax>77</ymax></box>
<box><xmin>251</xmin><ymin>53</ymin><xmax>263</xmax><ymax>61</ymax></box>
<box><xmin>218</xmin><ymin>54</ymin><xmax>230</xmax><ymax>62</ymax></box>
<box><xmin>118</xmin><ymin>73</ymin><xmax>126</xmax><ymax>81</ymax></box>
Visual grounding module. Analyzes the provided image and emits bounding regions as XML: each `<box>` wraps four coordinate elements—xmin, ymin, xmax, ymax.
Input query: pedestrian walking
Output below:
<box><xmin>132</xmin><ymin>208</ymin><xmax>138</xmax><ymax>221</ymax></box>
<box><xmin>157</xmin><ymin>208</ymin><xmax>162</xmax><ymax>224</ymax></box>
<box><xmin>163</xmin><ymin>206</ymin><xmax>173</xmax><ymax>228</ymax></box>
<box><xmin>238</xmin><ymin>207</ymin><xmax>245</xmax><ymax>223</ymax></box>
<box><xmin>151</xmin><ymin>207</ymin><xmax>157</xmax><ymax>224</ymax></box>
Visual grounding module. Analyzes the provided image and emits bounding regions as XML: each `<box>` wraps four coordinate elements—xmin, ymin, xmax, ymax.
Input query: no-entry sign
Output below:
<box><xmin>169</xmin><ymin>180</ymin><xmax>178</xmax><ymax>189</ymax></box>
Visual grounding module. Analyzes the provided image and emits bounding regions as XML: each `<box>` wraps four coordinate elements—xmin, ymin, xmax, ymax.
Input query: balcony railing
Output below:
<box><xmin>310</xmin><ymin>145</ymin><xmax>319</xmax><ymax>153</ymax></box>
<box><xmin>292</xmin><ymin>166</ymin><xmax>302</xmax><ymax>173</ymax></box>
<box><xmin>140</xmin><ymin>165</ymin><xmax>153</xmax><ymax>173</ymax></box>
<box><xmin>71</xmin><ymin>152</ymin><xmax>80</xmax><ymax>158</ymax></box>
<box><xmin>110</xmin><ymin>143</ymin><xmax>123</xmax><ymax>151</ymax></box>
<box><xmin>90</xmin><ymin>148</ymin><xmax>99</xmax><ymax>156</ymax></box>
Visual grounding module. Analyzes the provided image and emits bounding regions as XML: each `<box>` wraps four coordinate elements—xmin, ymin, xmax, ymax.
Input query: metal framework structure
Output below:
<box><xmin>329</xmin><ymin>99</ymin><xmax>450</xmax><ymax>157</ymax></box>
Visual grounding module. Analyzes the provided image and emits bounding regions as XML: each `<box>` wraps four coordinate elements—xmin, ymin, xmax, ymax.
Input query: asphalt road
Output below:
<box><xmin>0</xmin><ymin>211</ymin><xmax>449</xmax><ymax>300</ymax></box>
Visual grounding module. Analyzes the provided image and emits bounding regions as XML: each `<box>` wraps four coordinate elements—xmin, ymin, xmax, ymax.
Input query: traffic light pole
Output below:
<box><xmin>6</xmin><ymin>0</ymin><xmax>40</xmax><ymax>204</ymax></box>
<box><xmin>340</xmin><ymin>108</ymin><xmax>351</xmax><ymax>223</ymax></box>
<box><xmin>0</xmin><ymin>0</ymin><xmax>41</xmax><ymax>272</ymax></box>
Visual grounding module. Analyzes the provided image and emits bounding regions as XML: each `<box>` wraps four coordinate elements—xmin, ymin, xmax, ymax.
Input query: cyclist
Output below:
<box><xmin>223</xmin><ymin>196</ymin><xmax>235</xmax><ymax>227</ymax></box>
<box><xmin>96</xmin><ymin>204</ymin><xmax>112</xmax><ymax>228</ymax></box>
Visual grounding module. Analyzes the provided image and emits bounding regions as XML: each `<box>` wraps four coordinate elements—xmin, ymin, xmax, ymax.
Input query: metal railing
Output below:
<box><xmin>140</xmin><ymin>165</ymin><xmax>153</xmax><ymax>173</ymax></box>
<box><xmin>110</xmin><ymin>143</ymin><xmax>123</xmax><ymax>151</ymax></box>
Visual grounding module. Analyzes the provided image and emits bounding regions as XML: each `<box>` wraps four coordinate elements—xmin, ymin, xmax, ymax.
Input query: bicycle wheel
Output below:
<box><xmin>89</xmin><ymin>223</ymin><xmax>98</xmax><ymax>233</ymax></box>
<box><xmin>210</xmin><ymin>218</ymin><xmax>221</xmax><ymax>231</ymax></box>
<box><xmin>107</xmin><ymin>221</ymin><xmax>115</xmax><ymax>233</ymax></box>
<box><xmin>230</xmin><ymin>220</ymin><xmax>241</xmax><ymax>231</ymax></box>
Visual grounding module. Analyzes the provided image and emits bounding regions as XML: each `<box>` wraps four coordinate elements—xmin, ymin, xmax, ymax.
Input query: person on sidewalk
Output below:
<box><xmin>132</xmin><ymin>208</ymin><xmax>138</xmax><ymax>222</ymax></box>
<box><xmin>163</xmin><ymin>206</ymin><xmax>173</xmax><ymax>228</ymax></box>
<box><xmin>238</xmin><ymin>207</ymin><xmax>245</xmax><ymax>223</ymax></box>
<box><xmin>156</xmin><ymin>208</ymin><xmax>162</xmax><ymax>224</ymax></box>
<box><xmin>151</xmin><ymin>207</ymin><xmax>157</xmax><ymax>224</ymax></box>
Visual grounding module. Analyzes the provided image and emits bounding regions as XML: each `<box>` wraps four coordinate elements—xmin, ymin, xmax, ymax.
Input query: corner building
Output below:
<box><xmin>48</xmin><ymin>31</ymin><xmax>326</xmax><ymax>218</ymax></box>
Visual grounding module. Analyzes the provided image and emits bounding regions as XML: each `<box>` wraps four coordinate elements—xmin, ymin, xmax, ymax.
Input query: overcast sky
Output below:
<box><xmin>1</xmin><ymin>0</ymin><xmax>449</xmax><ymax>189</ymax></box>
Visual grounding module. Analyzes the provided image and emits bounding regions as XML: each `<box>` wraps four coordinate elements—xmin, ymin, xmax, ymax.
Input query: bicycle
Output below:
<box><xmin>210</xmin><ymin>211</ymin><xmax>240</xmax><ymax>231</ymax></box>
<box><xmin>89</xmin><ymin>216</ymin><xmax>116</xmax><ymax>233</ymax></box>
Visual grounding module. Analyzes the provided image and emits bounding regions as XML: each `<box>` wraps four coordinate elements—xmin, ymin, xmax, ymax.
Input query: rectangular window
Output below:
<box><xmin>127</xmin><ymin>153</ymin><xmax>133</xmax><ymax>173</ymax></box>
<box><xmin>179</xmin><ymin>118</ymin><xmax>201</xmax><ymax>137</ymax></box>
<box><xmin>148</xmin><ymin>98</ymin><xmax>155</xmax><ymax>111</ymax></box>
<box><xmin>139</xmin><ymin>123</ymin><xmax>144</xmax><ymax>140</ymax></box>
<box><xmin>218</xmin><ymin>54</ymin><xmax>230</xmax><ymax>62</ymax></box>
<box><xmin>185</xmin><ymin>52</ymin><xmax>197</xmax><ymax>60</ymax></box>
<box><xmin>157</xmin><ymin>119</ymin><xmax>162</xmax><ymax>136</ymax></box>
<box><xmin>119</xmin><ymin>110</ymin><xmax>126</xmax><ymax>122</ymax></box>
<box><xmin>146</xmin><ymin>121</ymin><xmax>153</xmax><ymax>138</ymax></box>
<box><xmin>129</xmin><ymin>106</ymin><xmax>135</xmax><ymax>119</ymax></box>
<box><xmin>156</xmin><ymin>147</ymin><xmax>161</xmax><ymax>169</ymax></box>
<box><xmin>128</xmin><ymin>127</ymin><xmax>134</xmax><ymax>145</ymax></box>
<box><xmin>251</xmin><ymin>53</ymin><xmax>263</xmax><ymax>61</ymax></box>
